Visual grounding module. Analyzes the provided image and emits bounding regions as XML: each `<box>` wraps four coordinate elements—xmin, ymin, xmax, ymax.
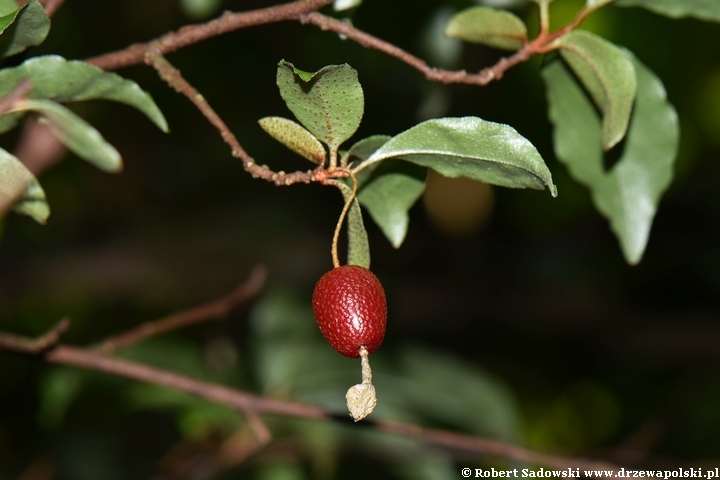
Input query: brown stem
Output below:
<box><xmin>0</xmin><ymin>321</ymin><xmax>621</xmax><ymax>470</ymax></box>
<box><xmin>146</xmin><ymin>52</ymin><xmax>344</xmax><ymax>187</ymax></box>
<box><xmin>94</xmin><ymin>265</ymin><xmax>268</xmax><ymax>354</ymax></box>
<box><xmin>0</xmin><ymin>79</ymin><xmax>33</xmax><ymax>117</ymax></box>
<box><xmin>39</xmin><ymin>0</ymin><xmax>65</xmax><ymax>17</ymax></box>
<box><xmin>86</xmin><ymin>0</ymin><xmax>335</xmax><ymax>71</ymax></box>
<box><xmin>0</xmin><ymin>318</ymin><xmax>70</xmax><ymax>354</ymax></box>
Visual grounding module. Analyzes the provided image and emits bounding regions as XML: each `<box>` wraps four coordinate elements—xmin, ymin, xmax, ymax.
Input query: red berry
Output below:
<box><xmin>312</xmin><ymin>265</ymin><xmax>387</xmax><ymax>358</ymax></box>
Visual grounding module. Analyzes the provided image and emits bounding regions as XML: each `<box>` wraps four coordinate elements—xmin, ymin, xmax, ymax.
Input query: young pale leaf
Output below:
<box><xmin>365</xmin><ymin>117</ymin><xmax>557</xmax><ymax>196</ymax></box>
<box><xmin>615</xmin><ymin>0</ymin><xmax>720</xmax><ymax>22</ymax></box>
<box><xmin>358</xmin><ymin>164</ymin><xmax>425</xmax><ymax>248</ymax></box>
<box><xmin>14</xmin><ymin>100</ymin><xmax>122</xmax><ymax>172</ymax></box>
<box><xmin>557</xmin><ymin>31</ymin><xmax>637</xmax><ymax>150</ymax></box>
<box><xmin>258</xmin><ymin>116</ymin><xmax>326</xmax><ymax>164</ymax></box>
<box><xmin>0</xmin><ymin>0</ymin><xmax>50</xmax><ymax>58</ymax></box>
<box><xmin>0</xmin><ymin>55</ymin><xmax>168</xmax><ymax>133</ymax></box>
<box><xmin>543</xmin><ymin>55</ymin><xmax>678</xmax><ymax>264</ymax></box>
<box><xmin>445</xmin><ymin>6</ymin><xmax>527</xmax><ymax>50</ymax></box>
<box><xmin>335</xmin><ymin>181</ymin><xmax>370</xmax><ymax>268</ymax></box>
<box><xmin>276</xmin><ymin>60</ymin><xmax>364</xmax><ymax>151</ymax></box>
<box><xmin>0</xmin><ymin>147</ymin><xmax>49</xmax><ymax>223</ymax></box>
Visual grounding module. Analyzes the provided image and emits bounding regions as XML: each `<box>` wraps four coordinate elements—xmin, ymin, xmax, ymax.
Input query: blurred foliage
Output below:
<box><xmin>2</xmin><ymin>0</ymin><xmax>720</xmax><ymax>478</ymax></box>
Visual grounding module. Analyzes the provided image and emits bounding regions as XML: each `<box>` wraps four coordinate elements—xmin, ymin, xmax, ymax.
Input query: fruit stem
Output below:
<box><xmin>360</xmin><ymin>345</ymin><xmax>372</xmax><ymax>385</ymax></box>
<box><xmin>345</xmin><ymin>345</ymin><xmax>377</xmax><ymax>422</ymax></box>
<box><xmin>330</xmin><ymin>171</ymin><xmax>358</xmax><ymax>269</ymax></box>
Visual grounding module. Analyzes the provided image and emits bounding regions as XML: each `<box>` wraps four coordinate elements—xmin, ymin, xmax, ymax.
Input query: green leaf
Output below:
<box><xmin>0</xmin><ymin>146</ymin><xmax>49</xmax><ymax>223</ymax></box>
<box><xmin>0</xmin><ymin>0</ymin><xmax>50</xmax><ymax>58</ymax></box>
<box><xmin>615</xmin><ymin>0</ymin><xmax>720</xmax><ymax>22</ymax></box>
<box><xmin>335</xmin><ymin>181</ymin><xmax>370</xmax><ymax>268</ymax></box>
<box><xmin>358</xmin><ymin>162</ymin><xmax>425</xmax><ymax>249</ymax></box>
<box><xmin>343</xmin><ymin>134</ymin><xmax>391</xmax><ymax>185</ymax></box>
<box><xmin>0</xmin><ymin>55</ymin><xmax>168</xmax><ymax>133</ymax></box>
<box><xmin>13</xmin><ymin>100</ymin><xmax>122</xmax><ymax>172</ymax></box>
<box><xmin>543</xmin><ymin>54</ymin><xmax>678</xmax><ymax>264</ymax></box>
<box><xmin>556</xmin><ymin>31</ymin><xmax>637</xmax><ymax>150</ymax></box>
<box><xmin>0</xmin><ymin>7</ymin><xmax>18</xmax><ymax>32</ymax></box>
<box><xmin>258</xmin><ymin>116</ymin><xmax>326</xmax><ymax>164</ymax></box>
<box><xmin>445</xmin><ymin>6</ymin><xmax>527</xmax><ymax>50</ymax></box>
<box><xmin>276</xmin><ymin>60</ymin><xmax>364</xmax><ymax>152</ymax></box>
<box><xmin>0</xmin><ymin>0</ymin><xmax>17</xmax><ymax>16</ymax></box>
<box><xmin>365</xmin><ymin>117</ymin><xmax>557</xmax><ymax>196</ymax></box>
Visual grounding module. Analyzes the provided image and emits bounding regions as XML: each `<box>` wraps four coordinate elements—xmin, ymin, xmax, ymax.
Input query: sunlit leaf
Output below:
<box><xmin>358</xmin><ymin>162</ymin><xmax>425</xmax><ymax>248</ymax></box>
<box><xmin>13</xmin><ymin>99</ymin><xmax>122</xmax><ymax>172</ymax></box>
<box><xmin>615</xmin><ymin>0</ymin><xmax>720</xmax><ymax>22</ymax></box>
<box><xmin>0</xmin><ymin>146</ymin><xmax>49</xmax><ymax>223</ymax></box>
<box><xmin>0</xmin><ymin>55</ymin><xmax>168</xmax><ymax>133</ymax></box>
<box><xmin>334</xmin><ymin>0</ymin><xmax>362</xmax><ymax>12</ymax></box>
<box><xmin>543</xmin><ymin>54</ymin><xmax>678</xmax><ymax>264</ymax></box>
<box><xmin>445</xmin><ymin>6</ymin><xmax>527</xmax><ymax>50</ymax></box>
<box><xmin>276</xmin><ymin>60</ymin><xmax>364</xmax><ymax>151</ymax></box>
<box><xmin>365</xmin><ymin>117</ymin><xmax>557</xmax><ymax>196</ymax></box>
<box><xmin>335</xmin><ymin>181</ymin><xmax>370</xmax><ymax>268</ymax></box>
<box><xmin>557</xmin><ymin>31</ymin><xmax>637</xmax><ymax>150</ymax></box>
<box><xmin>259</xmin><ymin>116</ymin><xmax>326</xmax><ymax>164</ymax></box>
<box><xmin>586</xmin><ymin>0</ymin><xmax>614</xmax><ymax>9</ymax></box>
<box><xmin>0</xmin><ymin>0</ymin><xmax>50</xmax><ymax>58</ymax></box>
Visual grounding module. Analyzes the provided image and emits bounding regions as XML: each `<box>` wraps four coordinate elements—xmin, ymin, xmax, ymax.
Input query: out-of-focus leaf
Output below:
<box><xmin>358</xmin><ymin>162</ymin><xmax>426</xmax><ymax>248</ymax></box>
<box><xmin>276</xmin><ymin>60</ymin><xmax>363</xmax><ymax>151</ymax></box>
<box><xmin>445</xmin><ymin>6</ymin><xmax>527</xmax><ymax>50</ymax></box>
<box><xmin>365</xmin><ymin>117</ymin><xmax>557</xmax><ymax>196</ymax></box>
<box><xmin>334</xmin><ymin>0</ymin><xmax>362</xmax><ymax>12</ymax></box>
<box><xmin>335</xmin><ymin>181</ymin><xmax>370</xmax><ymax>268</ymax></box>
<box><xmin>0</xmin><ymin>146</ymin><xmax>49</xmax><ymax>223</ymax></box>
<box><xmin>0</xmin><ymin>55</ymin><xmax>168</xmax><ymax>133</ymax></box>
<box><xmin>557</xmin><ymin>31</ymin><xmax>637</xmax><ymax>150</ymax></box>
<box><xmin>180</xmin><ymin>0</ymin><xmax>222</xmax><ymax>20</ymax></box>
<box><xmin>0</xmin><ymin>0</ymin><xmax>50</xmax><ymax>58</ymax></box>
<box><xmin>38</xmin><ymin>368</ymin><xmax>85</xmax><ymax>430</ymax></box>
<box><xmin>384</xmin><ymin>346</ymin><xmax>522</xmax><ymax>440</ymax></box>
<box><xmin>13</xmin><ymin>99</ymin><xmax>121</xmax><ymax>172</ymax></box>
<box><xmin>543</xmin><ymin>55</ymin><xmax>678</xmax><ymax>264</ymax></box>
<box><xmin>615</xmin><ymin>0</ymin><xmax>720</xmax><ymax>22</ymax></box>
<box><xmin>259</xmin><ymin>116</ymin><xmax>326</xmax><ymax>164</ymax></box>
<box><xmin>256</xmin><ymin>463</ymin><xmax>307</xmax><ymax>480</ymax></box>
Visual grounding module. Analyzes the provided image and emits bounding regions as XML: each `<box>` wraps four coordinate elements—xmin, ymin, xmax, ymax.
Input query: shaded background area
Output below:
<box><xmin>2</xmin><ymin>0</ymin><xmax>720</xmax><ymax>478</ymax></box>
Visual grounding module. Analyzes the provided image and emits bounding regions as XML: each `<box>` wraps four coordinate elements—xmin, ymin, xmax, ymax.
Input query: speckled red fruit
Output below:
<box><xmin>312</xmin><ymin>265</ymin><xmax>387</xmax><ymax>358</ymax></box>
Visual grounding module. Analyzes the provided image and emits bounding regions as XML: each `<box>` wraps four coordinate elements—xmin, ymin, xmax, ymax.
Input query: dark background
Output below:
<box><xmin>2</xmin><ymin>0</ymin><xmax>720</xmax><ymax>478</ymax></box>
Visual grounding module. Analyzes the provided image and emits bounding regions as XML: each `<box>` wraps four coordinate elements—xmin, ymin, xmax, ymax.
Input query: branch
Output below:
<box><xmin>0</xmin><ymin>323</ymin><xmax>619</xmax><ymax>471</ymax></box>
<box><xmin>94</xmin><ymin>265</ymin><xmax>268</xmax><ymax>354</ymax></box>
<box><xmin>0</xmin><ymin>79</ymin><xmax>32</xmax><ymax>116</ymax></box>
<box><xmin>0</xmin><ymin>318</ymin><xmax>69</xmax><ymax>354</ymax></box>
<box><xmin>300</xmin><ymin>10</ymin><xmax>586</xmax><ymax>86</ymax></box>
<box><xmin>86</xmin><ymin>0</ymin><xmax>335</xmax><ymax>71</ymax></box>
<box><xmin>146</xmin><ymin>52</ymin><xmax>347</xmax><ymax>187</ymax></box>
<box><xmin>45</xmin><ymin>344</ymin><xmax>613</xmax><ymax>470</ymax></box>
<box><xmin>39</xmin><ymin>0</ymin><xmax>66</xmax><ymax>18</ymax></box>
